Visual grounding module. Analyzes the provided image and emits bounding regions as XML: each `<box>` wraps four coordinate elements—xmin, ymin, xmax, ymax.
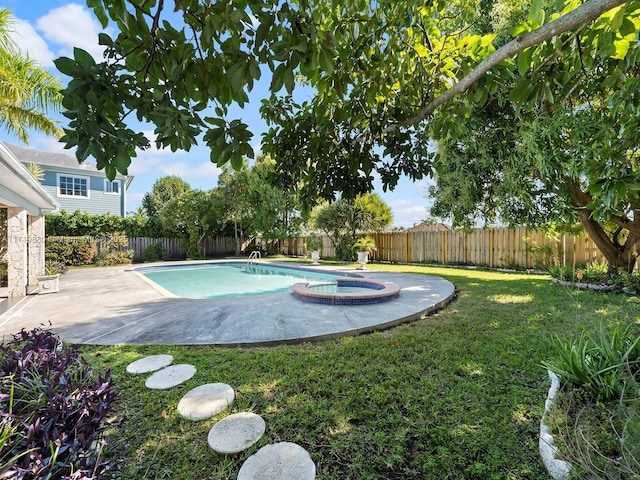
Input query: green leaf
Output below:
<box><xmin>54</xmin><ymin>57</ymin><xmax>80</xmax><ymax>76</ymax></box>
<box><xmin>610</xmin><ymin>6</ymin><xmax>625</xmax><ymax>32</ymax></box>
<box><xmin>611</xmin><ymin>39</ymin><xmax>631</xmax><ymax>59</ymax></box>
<box><xmin>510</xmin><ymin>23</ymin><xmax>530</xmax><ymax>37</ymax></box>
<box><xmin>517</xmin><ymin>48</ymin><xmax>533</xmax><ymax>75</ymax></box>
<box><xmin>414</xmin><ymin>43</ymin><xmax>429</xmax><ymax>58</ymax></box>
<box><xmin>73</xmin><ymin>47</ymin><xmax>96</xmax><ymax>67</ymax></box>
<box><xmin>508</xmin><ymin>80</ymin><xmax>530</xmax><ymax>102</ymax></box>
<box><xmin>270</xmin><ymin>63</ymin><xmax>286</xmax><ymax>92</ymax></box>
<box><xmin>528</xmin><ymin>0</ymin><xmax>542</xmax><ymax>26</ymax></box>
<box><xmin>319</xmin><ymin>49</ymin><xmax>334</xmax><ymax>75</ymax></box>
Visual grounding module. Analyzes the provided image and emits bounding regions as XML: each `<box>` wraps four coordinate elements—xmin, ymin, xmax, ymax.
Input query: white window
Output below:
<box><xmin>57</xmin><ymin>174</ymin><xmax>89</xmax><ymax>198</ymax></box>
<box><xmin>104</xmin><ymin>179</ymin><xmax>120</xmax><ymax>195</ymax></box>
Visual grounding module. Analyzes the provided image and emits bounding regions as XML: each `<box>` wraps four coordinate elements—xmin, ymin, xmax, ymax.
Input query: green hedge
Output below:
<box><xmin>45</xmin><ymin>210</ymin><xmax>167</xmax><ymax>237</ymax></box>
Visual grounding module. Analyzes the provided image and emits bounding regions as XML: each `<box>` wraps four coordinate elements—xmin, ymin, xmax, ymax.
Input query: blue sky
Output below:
<box><xmin>1</xmin><ymin>1</ymin><xmax>432</xmax><ymax>228</ymax></box>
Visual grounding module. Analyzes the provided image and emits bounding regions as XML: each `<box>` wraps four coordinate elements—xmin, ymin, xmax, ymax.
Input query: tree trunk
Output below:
<box><xmin>577</xmin><ymin>209</ymin><xmax>639</xmax><ymax>273</ymax></box>
<box><xmin>234</xmin><ymin>221</ymin><xmax>242</xmax><ymax>256</ymax></box>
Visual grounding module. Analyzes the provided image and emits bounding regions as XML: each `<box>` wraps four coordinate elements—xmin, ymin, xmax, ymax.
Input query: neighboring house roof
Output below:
<box><xmin>0</xmin><ymin>142</ymin><xmax>59</xmax><ymax>216</ymax></box>
<box><xmin>406</xmin><ymin>223</ymin><xmax>450</xmax><ymax>232</ymax></box>
<box><xmin>4</xmin><ymin>142</ymin><xmax>134</xmax><ymax>188</ymax></box>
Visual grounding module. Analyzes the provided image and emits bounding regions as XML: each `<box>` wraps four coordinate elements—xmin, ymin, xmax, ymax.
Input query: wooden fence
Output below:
<box><xmin>128</xmin><ymin>237</ymin><xmax>236</xmax><ymax>261</ymax></box>
<box><xmin>50</xmin><ymin>228</ymin><xmax>611</xmax><ymax>268</ymax></box>
<box><xmin>281</xmin><ymin>227</ymin><xmax>609</xmax><ymax>269</ymax></box>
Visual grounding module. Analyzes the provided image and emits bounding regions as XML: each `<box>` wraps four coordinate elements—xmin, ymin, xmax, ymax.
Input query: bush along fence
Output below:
<box><xmin>283</xmin><ymin>227</ymin><xmax>609</xmax><ymax>270</ymax></box>
<box><xmin>46</xmin><ymin>233</ymin><xmax>135</xmax><ymax>268</ymax></box>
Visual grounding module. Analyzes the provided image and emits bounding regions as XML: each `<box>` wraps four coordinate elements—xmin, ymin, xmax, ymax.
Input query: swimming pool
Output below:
<box><xmin>136</xmin><ymin>262</ymin><xmax>353</xmax><ymax>300</ymax></box>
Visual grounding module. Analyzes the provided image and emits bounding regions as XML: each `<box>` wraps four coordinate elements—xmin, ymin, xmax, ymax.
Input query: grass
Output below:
<box><xmin>78</xmin><ymin>263</ymin><xmax>640</xmax><ymax>479</ymax></box>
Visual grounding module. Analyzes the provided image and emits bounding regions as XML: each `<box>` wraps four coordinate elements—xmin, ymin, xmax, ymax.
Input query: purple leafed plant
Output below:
<box><xmin>0</xmin><ymin>326</ymin><xmax>117</xmax><ymax>479</ymax></box>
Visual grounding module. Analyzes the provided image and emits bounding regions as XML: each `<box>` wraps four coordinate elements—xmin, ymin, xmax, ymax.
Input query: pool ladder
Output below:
<box><xmin>247</xmin><ymin>250</ymin><xmax>261</xmax><ymax>270</ymax></box>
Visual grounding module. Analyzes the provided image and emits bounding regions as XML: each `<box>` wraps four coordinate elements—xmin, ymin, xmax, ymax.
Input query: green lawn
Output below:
<box><xmin>82</xmin><ymin>264</ymin><xmax>640</xmax><ymax>479</ymax></box>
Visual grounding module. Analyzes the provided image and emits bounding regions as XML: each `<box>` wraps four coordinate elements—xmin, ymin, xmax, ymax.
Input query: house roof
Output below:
<box><xmin>405</xmin><ymin>223</ymin><xmax>450</xmax><ymax>232</ymax></box>
<box><xmin>0</xmin><ymin>142</ymin><xmax>59</xmax><ymax>216</ymax></box>
<box><xmin>3</xmin><ymin>142</ymin><xmax>134</xmax><ymax>188</ymax></box>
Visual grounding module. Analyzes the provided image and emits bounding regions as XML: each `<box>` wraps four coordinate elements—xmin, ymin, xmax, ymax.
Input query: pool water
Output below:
<box><xmin>138</xmin><ymin>263</ymin><xmax>348</xmax><ymax>299</ymax></box>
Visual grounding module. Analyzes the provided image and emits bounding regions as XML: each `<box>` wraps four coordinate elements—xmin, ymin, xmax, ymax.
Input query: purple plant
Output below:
<box><xmin>0</xmin><ymin>326</ymin><xmax>117</xmax><ymax>479</ymax></box>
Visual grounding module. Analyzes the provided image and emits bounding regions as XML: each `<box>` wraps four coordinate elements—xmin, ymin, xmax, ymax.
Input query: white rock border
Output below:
<box><xmin>540</xmin><ymin>370</ymin><xmax>572</xmax><ymax>480</ymax></box>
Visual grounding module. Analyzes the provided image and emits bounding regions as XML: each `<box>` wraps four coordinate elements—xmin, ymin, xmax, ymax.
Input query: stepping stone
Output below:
<box><xmin>207</xmin><ymin>412</ymin><xmax>265</xmax><ymax>455</ymax></box>
<box><xmin>237</xmin><ymin>442</ymin><xmax>315</xmax><ymax>480</ymax></box>
<box><xmin>145</xmin><ymin>364</ymin><xmax>196</xmax><ymax>389</ymax></box>
<box><xmin>126</xmin><ymin>354</ymin><xmax>173</xmax><ymax>374</ymax></box>
<box><xmin>178</xmin><ymin>383</ymin><xmax>235</xmax><ymax>421</ymax></box>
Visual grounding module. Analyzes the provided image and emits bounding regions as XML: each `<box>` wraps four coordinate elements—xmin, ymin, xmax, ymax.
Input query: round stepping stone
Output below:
<box><xmin>237</xmin><ymin>442</ymin><xmax>315</xmax><ymax>480</ymax></box>
<box><xmin>178</xmin><ymin>383</ymin><xmax>235</xmax><ymax>421</ymax></box>
<box><xmin>126</xmin><ymin>354</ymin><xmax>173</xmax><ymax>374</ymax></box>
<box><xmin>145</xmin><ymin>364</ymin><xmax>196</xmax><ymax>389</ymax></box>
<box><xmin>207</xmin><ymin>412</ymin><xmax>265</xmax><ymax>455</ymax></box>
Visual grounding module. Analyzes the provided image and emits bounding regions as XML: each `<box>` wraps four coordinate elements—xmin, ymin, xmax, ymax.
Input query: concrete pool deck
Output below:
<box><xmin>0</xmin><ymin>261</ymin><xmax>456</xmax><ymax>346</ymax></box>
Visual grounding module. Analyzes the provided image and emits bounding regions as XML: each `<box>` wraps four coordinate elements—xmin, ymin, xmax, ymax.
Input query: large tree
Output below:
<box><xmin>214</xmin><ymin>162</ymin><xmax>256</xmax><ymax>256</ymax></box>
<box><xmin>428</xmin><ymin>2</ymin><xmax>640</xmax><ymax>272</ymax></box>
<box><xmin>245</xmin><ymin>155</ymin><xmax>304</xmax><ymax>252</ymax></box>
<box><xmin>141</xmin><ymin>175</ymin><xmax>191</xmax><ymax>237</ymax></box>
<box><xmin>160</xmin><ymin>189</ymin><xmax>220</xmax><ymax>259</ymax></box>
<box><xmin>55</xmin><ymin>0</ymin><xmax>629</xmax><ymax>184</ymax></box>
<box><xmin>0</xmin><ymin>9</ymin><xmax>62</xmax><ymax>142</ymax></box>
<box><xmin>54</xmin><ymin>0</ymin><xmax>639</xmax><ymax>268</ymax></box>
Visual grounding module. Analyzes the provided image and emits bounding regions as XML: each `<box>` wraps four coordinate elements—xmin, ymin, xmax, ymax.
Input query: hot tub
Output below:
<box><xmin>291</xmin><ymin>278</ymin><xmax>401</xmax><ymax>305</ymax></box>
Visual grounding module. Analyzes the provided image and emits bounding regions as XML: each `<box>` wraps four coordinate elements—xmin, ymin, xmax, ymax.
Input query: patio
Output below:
<box><xmin>0</xmin><ymin>261</ymin><xmax>456</xmax><ymax>346</ymax></box>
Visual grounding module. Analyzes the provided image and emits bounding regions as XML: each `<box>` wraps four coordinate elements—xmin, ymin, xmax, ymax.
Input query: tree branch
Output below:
<box><xmin>390</xmin><ymin>0</ymin><xmax>628</xmax><ymax>130</ymax></box>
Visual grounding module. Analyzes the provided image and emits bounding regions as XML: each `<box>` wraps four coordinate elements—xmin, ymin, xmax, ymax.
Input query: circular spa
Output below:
<box><xmin>292</xmin><ymin>278</ymin><xmax>401</xmax><ymax>305</ymax></box>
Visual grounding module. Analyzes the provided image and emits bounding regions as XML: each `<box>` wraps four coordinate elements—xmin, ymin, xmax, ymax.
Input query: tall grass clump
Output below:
<box><xmin>544</xmin><ymin>323</ymin><xmax>640</xmax><ymax>479</ymax></box>
<box><xmin>0</xmin><ymin>327</ymin><xmax>117</xmax><ymax>479</ymax></box>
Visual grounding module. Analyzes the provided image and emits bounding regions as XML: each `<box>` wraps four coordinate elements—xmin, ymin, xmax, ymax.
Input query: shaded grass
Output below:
<box><xmin>79</xmin><ymin>264</ymin><xmax>640</xmax><ymax>479</ymax></box>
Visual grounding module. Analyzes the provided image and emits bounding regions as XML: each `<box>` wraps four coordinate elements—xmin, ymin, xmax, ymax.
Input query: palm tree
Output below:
<box><xmin>0</xmin><ymin>9</ymin><xmax>63</xmax><ymax>142</ymax></box>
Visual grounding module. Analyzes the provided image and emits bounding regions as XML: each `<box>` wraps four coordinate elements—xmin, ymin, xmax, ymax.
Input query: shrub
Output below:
<box><xmin>610</xmin><ymin>269</ymin><xmax>640</xmax><ymax>294</ymax></box>
<box><xmin>0</xmin><ymin>327</ymin><xmax>117</xmax><ymax>479</ymax></box>
<box><xmin>45</xmin><ymin>237</ymin><xmax>96</xmax><ymax>266</ymax></box>
<box><xmin>544</xmin><ymin>323</ymin><xmax>640</xmax><ymax>402</ymax></box>
<box><xmin>548</xmin><ymin>264</ymin><xmax>576</xmax><ymax>281</ymax></box>
<box><xmin>141</xmin><ymin>242</ymin><xmax>169</xmax><ymax>262</ymax></box>
<box><xmin>95</xmin><ymin>232</ymin><xmax>134</xmax><ymax>266</ymax></box>
<box><xmin>545</xmin><ymin>323</ymin><xmax>640</xmax><ymax>478</ymax></box>
<box><xmin>44</xmin><ymin>260</ymin><xmax>68</xmax><ymax>275</ymax></box>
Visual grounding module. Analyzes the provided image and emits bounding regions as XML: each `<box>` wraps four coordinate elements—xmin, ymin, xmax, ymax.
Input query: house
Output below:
<box><xmin>5</xmin><ymin>142</ymin><xmax>133</xmax><ymax>217</ymax></box>
<box><xmin>405</xmin><ymin>222</ymin><xmax>450</xmax><ymax>233</ymax></box>
<box><xmin>0</xmin><ymin>142</ymin><xmax>59</xmax><ymax>299</ymax></box>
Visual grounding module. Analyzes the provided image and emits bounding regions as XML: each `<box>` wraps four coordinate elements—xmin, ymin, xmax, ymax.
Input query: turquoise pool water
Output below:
<box><xmin>137</xmin><ymin>263</ymin><xmax>348</xmax><ymax>299</ymax></box>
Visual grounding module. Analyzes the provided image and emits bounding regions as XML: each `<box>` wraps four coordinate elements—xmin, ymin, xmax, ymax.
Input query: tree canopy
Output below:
<box><xmin>53</xmin><ymin>0</ymin><xmax>640</xmax><ymax>269</ymax></box>
<box><xmin>56</xmin><ymin>0</ymin><xmax>632</xmax><ymax>194</ymax></box>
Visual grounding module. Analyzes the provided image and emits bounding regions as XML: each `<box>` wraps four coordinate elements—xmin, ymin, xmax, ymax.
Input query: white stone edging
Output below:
<box><xmin>540</xmin><ymin>370</ymin><xmax>572</xmax><ymax>480</ymax></box>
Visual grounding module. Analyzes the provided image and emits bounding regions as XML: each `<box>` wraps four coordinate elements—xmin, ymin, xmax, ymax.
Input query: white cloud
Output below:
<box><xmin>12</xmin><ymin>19</ymin><xmax>55</xmax><ymax>67</ymax></box>
<box><xmin>393</xmin><ymin>205</ymin><xmax>429</xmax><ymax>229</ymax></box>
<box><xmin>31</xmin><ymin>136</ymin><xmax>69</xmax><ymax>154</ymax></box>
<box><xmin>129</xmin><ymin>153</ymin><xmax>222</xmax><ymax>182</ymax></box>
<box><xmin>35</xmin><ymin>3</ymin><xmax>108</xmax><ymax>62</ymax></box>
<box><xmin>126</xmin><ymin>192</ymin><xmax>145</xmax><ymax>211</ymax></box>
